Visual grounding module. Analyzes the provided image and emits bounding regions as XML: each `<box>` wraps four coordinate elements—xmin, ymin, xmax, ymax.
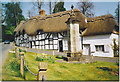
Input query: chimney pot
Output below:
<box><xmin>40</xmin><ymin>9</ymin><xmax>45</xmax><ymax>16</ymax></box>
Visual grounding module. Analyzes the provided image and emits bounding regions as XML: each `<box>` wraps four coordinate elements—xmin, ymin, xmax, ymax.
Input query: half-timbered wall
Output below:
<box><xmin>15</xmin><ymin>31</ymin><xmax>68</xmax><ymax>52</ymax></box>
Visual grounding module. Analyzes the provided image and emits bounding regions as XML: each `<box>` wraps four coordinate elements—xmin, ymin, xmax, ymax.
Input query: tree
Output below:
<box><xmin>111</xmin><ymin>39</ymin><xmax>119</xmax><ymax>57</ymax></box>
<box><xmin>49</xmin><ymin>0</ymin><xmax>58</xmax><ymax>14</ymax></box>
<box><xmin>115</xmin><ymin>4</ymin><xmax>119</xmax><ymax>23</ymax></box>
<box><xmin>27</xmin><ymin>10</ymin><xmax>34</xmax><ymax>18</ymax></box>
<box><xmin>33</xmin><ymin>0</ymin><xmax>44</xmax><ymax>15</ymax></box>
<box><xmin>49</xmin><ymin>0</ymin><xmax>52</xmax><ymax>14</ymax></box>
<box><xmin>77</xmin><ymin>0</ymin><xmax>94</xmax><ymax>17</ymax></box>
<box><xmin>3</xmin><ymin>2</ymin><xmax>25</xmax><ymax>35</ymax></box>
<box><xmin>53</xmin><ymin>2</ymin><xmax>66</xmax><ymax>13</ymax></box>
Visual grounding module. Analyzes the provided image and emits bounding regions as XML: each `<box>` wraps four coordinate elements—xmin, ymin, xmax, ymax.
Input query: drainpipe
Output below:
<box><xmin>80</xmin><ymin>30</ymin><xmax>83</xmax><ymax>50</ymax></box>
<box><xmin>81</xmin><ymin>36</ymin><xmax>83</xmax><ymax>49</ymax></box>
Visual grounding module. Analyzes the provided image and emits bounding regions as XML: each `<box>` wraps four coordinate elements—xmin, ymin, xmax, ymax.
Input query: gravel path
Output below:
<box><xmin>0</xmin><ymin>42</ymin><xmax>13</xmax><ymax>80</ymax></box>
<box><xmin>21</xmin><ymin>47</ymin><xmax>119</xmax><ymax>63</ymax></box>
<box><xmin>22</xmin><ymin>47</ymin><xmax>67</xmax><ymax>57</ymax></box>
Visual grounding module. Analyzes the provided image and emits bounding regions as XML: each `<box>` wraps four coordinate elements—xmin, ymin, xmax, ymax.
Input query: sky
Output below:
<box><xmin>20</xmin><ymin>1</ymin><xmax>118</xmax><ymax>19</ymax></box>
<box><xmin>1</xmin><ymin>0</ymin><xmax>119</xmax><ymax>19</ymax></box>
<box><xmin>0</xmin><ymin>0</ymin><xmax>119</xmax><ymax>2</ymax></box>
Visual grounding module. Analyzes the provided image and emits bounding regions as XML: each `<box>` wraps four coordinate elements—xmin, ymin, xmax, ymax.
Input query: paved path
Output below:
<box><xmin>22</xmin><ymin>47</ymin><xmax>67</xmax><ymax>57</ymax></box>
<box><xmin>21</xmin><ymin>47</ymin><xmax>119</xmax><ymax>63</ymax></box>
<box><xmin>82</xmin><ymin>55</ymin><xmax>119</xmax><ymax>63</ymax></box>
<box><xmin>1</xmin><ymin>43</ymin><xmax>13</xmax><ymax>64</ymax></box>
<box><xmin>0</xmin><ymin>42</ymin><xmax>13</xmax><ymax>80</ymax></box>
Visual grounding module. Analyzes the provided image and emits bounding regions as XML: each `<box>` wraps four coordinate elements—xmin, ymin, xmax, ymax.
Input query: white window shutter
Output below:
<box><xmin>104</xmin><ymin>45</ymin><xmax>109</xmax><ymax>52</ymax></box>
<box><xmin>91</xmin><ymin>45</ymin><xmax>95</xmax><ymax>52</ymax></box>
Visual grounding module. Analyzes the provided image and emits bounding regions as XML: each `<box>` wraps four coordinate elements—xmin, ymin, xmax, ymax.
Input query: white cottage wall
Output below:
<box><xmin>16</xmin><ymin>37</ymin><xmax>19</xmax><ymax>46</ymax></box>
<box><xmin>63</xmin><ymin>37</ymin><xmax>68</xmax><ymax>51</ymax></box>
<box><xmin>83</xmin><ymin>33</ymin><xmax>118</xmax><ymax>57</ymax></box>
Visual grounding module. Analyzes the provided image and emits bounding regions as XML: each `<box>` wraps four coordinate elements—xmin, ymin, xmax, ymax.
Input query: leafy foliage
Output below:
<box><xmin>55</xmin><ymin>55</ymin><xmax>64</xmax><ymax>59</ymax></box>
<box><xmin>3</xmin><ymin>2</ymin><xmax>25</xmax><ymax>35</ymax></box>
<box><xmin>35</xmin><ymin>56</ymin><xmax>44</xmax><ymax>61</ymax></box>
<box><xmin>19</xmin><ymin>49</ymin><xmax>26</xmax><ymax>53</ymax></box>
<box><xmin>115</xmin><ymin>4</ymin><xmax>119</xmax><ymax>23</ymax></box>
<box><xmin>53</xmin><ymin>2</ymin><xmax>66</xmax><ymax>13</ymax></box>
<box><xmin>115</xmin><ymin>61</ymin><xmax>119</xmax><ymax>66</ymax></box>
<box><xmin>35</xmin><ymin>55</ymin><xmax>55</xmax><ymax>63</ymax></box>
<box><xmin>5</xmin><ymin>26</ymin><xmax>15</xmax><ymax>35</ymax></box>
<box><xmin>111</xmin><ymin>39</ymin><xmax>119</xmax><ymax>57</ymax></box>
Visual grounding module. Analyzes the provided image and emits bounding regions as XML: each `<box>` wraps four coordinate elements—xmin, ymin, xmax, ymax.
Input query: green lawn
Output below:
<box><xmin>2</xmin><ymin>51</ymin><xmax>119</xmax><ymax>81</ymax></box>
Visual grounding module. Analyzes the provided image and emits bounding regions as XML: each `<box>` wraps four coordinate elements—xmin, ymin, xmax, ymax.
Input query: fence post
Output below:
<box><xmin>17</xmin><ymin>47</ymin><xmax>20</xmax><ymax>60</ymax></box>
<box><xmin>91</xmin><ymin>54</ymin><xmax>94</xmax><ymax>63</ymax></box>
<box><xmin>15</xmin><ymin>47</ymin><xmax>19</xmax><ymax>60</ymax></box>
<box><xmin>14</xmin><ymin>46</ymin><xmax>17</xmax><ymax>57</ymax></box>
<box><xmin>20</xmin><ymin>52</ymin><xmax>24</xmax><ymax>77</ymax></box>
<box><xmin>37</xmin><ymin>62</ymin><xmax>47</xmax><ymax>81</ymax></box>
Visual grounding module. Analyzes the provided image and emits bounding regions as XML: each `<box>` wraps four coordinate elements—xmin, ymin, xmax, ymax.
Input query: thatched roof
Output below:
<box><xmin>15</xmin><ymin>9</ymin><xmax>87</xmax><ymax>36</ymax></box>
<box><xmin>14</xmin><ymin>20</ymin><xmax>25</xmax><ymax>34</ymax></box>
<box><xmin>14</xmin><ymin>9</ymin><xmax>118</xmax><ymax>37</ymax></box>
<box><xmin>81</xmin><ymin>14</ymin><xmax>118</xmax><ymax>36</ymax></box>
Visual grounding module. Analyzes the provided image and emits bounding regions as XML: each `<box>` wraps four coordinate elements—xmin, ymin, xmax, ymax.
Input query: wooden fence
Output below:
<box><xmin>14</xmin><ymin>47</ymin><xmax>47</xmax><ymax>81</ymax></box>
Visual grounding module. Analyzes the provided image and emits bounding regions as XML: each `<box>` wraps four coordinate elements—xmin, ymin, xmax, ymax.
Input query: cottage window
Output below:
<box><xmin>95</xmin><ymin>45</ymin><xmax>104</xmax><ymax>52</ymax></box>
<box><xmin>54</xmin><ymin>40</ymin><xmax>57</xmax><ymax>44</ymax></box>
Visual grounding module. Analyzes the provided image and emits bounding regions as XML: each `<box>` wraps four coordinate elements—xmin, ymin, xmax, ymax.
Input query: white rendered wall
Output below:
<box><xmin>83</xmin><ymin>33</ymin><xmax>118</xmax><ymax>57</ymax></box>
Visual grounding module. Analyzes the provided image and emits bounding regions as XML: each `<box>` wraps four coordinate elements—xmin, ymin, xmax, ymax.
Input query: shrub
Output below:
<box><xmin>116</xmin><ymin>61</ymin><xmax>119</xmax><ymax>66</ymax></box>
<box><xmin>13</xmin><ymin>53</ymin><xmax>16</xmax><ymax>58</ymax></box>
<box><xmin>56</xmin><ymin>55</ymin><xmax>59</xmax><ymax>58</ymax></box>
<box><xmin>35</xmin><ymin>56</ymin><xmax>43</xmax><ymax>61</ymax></box>
<box><xmin>19</xmin><ymin>49</ymin><xmax>26</xmax><ymax>53</ymax></box>
<box><xmin>35</xmin><ymin>55</ymin><xmax>55</xmax><ymax>63</ymax></box>
<box><xmin>62</xmin><ymin>56</ymin><xmax>64</xmax><ymax>58</ymax></box>
<box><xmin>55</xmin><ymin>55</ymin><xmax>64</xmax><ymax>59</ymax></box>
<box><xmin>9</xmin><ymin>60</ymin><xmax>20</xmax><ymax>71</ymax></box>
<box><xmin>48</xmin><ymin>56</ymin><xmax>55</xmax><ymax>63</ymax></box>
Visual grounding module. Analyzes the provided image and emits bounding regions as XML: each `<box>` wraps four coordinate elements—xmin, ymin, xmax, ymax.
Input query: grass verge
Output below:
<box><xmin>2</xmin><ymin>51</ymin><xmax>119</xmax><ymax>81</ymax></box>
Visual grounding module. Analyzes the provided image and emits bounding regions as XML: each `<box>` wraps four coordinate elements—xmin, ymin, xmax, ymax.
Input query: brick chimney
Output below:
<box><xmin>39</xmin><ymin>9</ymin><xmax>45</xmax><ymax>16</ymax></box>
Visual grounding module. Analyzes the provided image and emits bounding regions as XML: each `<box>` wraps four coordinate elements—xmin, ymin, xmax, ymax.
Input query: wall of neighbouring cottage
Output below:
<box><xmin>83</xmin><ymin>33</ymin><xmax>118</xmax><ymax>57</ymax></box>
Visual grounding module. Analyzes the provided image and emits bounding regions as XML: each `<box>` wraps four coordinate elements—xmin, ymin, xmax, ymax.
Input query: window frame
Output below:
<box><xmin>95</xmin><ymin>45</ymin><xmax>104</xmax><ymax>52</ymax></box>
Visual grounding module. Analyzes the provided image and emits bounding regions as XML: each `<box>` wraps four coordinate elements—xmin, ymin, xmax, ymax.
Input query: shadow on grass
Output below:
<box><xmin>97</xmin><ymin>66</ymin><xmax>119</xmax><ymax>76</ymax></box>
<box><xmin>96</xmin><ymin>67</ymin><xmax>112</xmax><ymax>71</ymax></box>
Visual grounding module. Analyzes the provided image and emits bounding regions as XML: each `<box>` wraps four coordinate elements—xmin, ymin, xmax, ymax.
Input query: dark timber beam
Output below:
<box><xmin>59</xmin><ymin>32</ymin><xmax>64</xmax><ymax>37</ymax></box>
<box><xmin>45</xmin><ymin>33</ymin><xmax>49</xmax><ymax>39</ymax></box>
<box><xmin>48</xmin><ymin>33</ymin><xmax>52</xmax><ymax>39</ymax></box>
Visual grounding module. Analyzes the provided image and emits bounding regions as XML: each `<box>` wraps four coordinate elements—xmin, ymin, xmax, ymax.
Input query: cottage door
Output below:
<box><xmin>83</xmin><ymin>44</ymin><xmax>90</xmax><ymax>55</ymax></box>
<box><xmin>30</xmin><ymin>41</ymin><xmax>32</xmax><ymax>48</ymax></box>
<box><xmin>59</xmin><ymin>40</ymin><xmax>63</xmax><ymax>52</ymax></box>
